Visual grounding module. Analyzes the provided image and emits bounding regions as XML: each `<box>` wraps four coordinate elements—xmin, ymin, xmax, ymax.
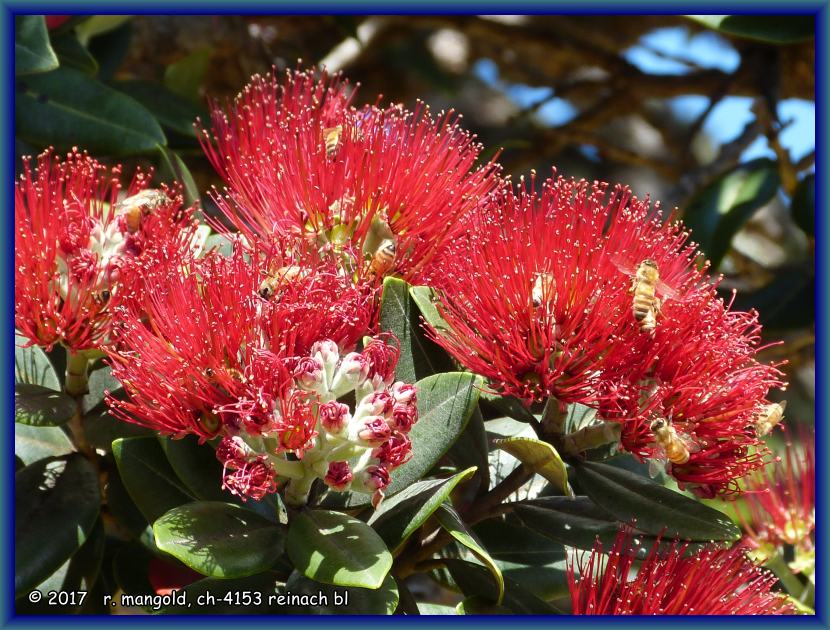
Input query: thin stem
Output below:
<box><xmin>65</xmin><ymin>351</ymin><xmax>90</xmax><ymax>397</ymax></box>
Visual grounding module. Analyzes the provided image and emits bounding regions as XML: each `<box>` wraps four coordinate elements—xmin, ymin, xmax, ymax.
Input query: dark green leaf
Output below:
<box><xmin>417</xmin><ymin>603</ymin><xmax>457</xmax><ymax>614</ymax></box>
<box><xmin>456</xmin><ymin>596</ymin><xmax>511</xmax><ymax>614</ymax></box>
<box><xmin>81</xmin><ymin>363</ymin><xmax>121</xmax><ymax>414</ymax></box>
<box><xmin>157</xmin><ymin>146</ymin><xmax>201</xmax><ymax>205</ymax></box>
<box><xmin>283</xmin><ymin>571</ymin><xmax>399</xmax><ymax>614</ymax></box>
<box><xmin>15</xmin><ymin>384</ymin><xmax>76</xmax><ymax>426</ymax></box>
<box><xmin>513</xmin><ymin>496</ymin><xmax>622</xmax><ymax>551</ymax></box>
<box><xmin>84</xmin><ymin>397</ymin><xmax>155</xmax><ymax>453</ymax></box>
<box><xmin>792</xmin><ymin>174</ymin><xmax>815</xmax><ymax>235</ymax></box>
<box><xmin>112</xmin><ymin>543</ymin><xmax>156</xmax><ymax>599</ymax></box>
<box><xmin>682</xmin><ymin>158</ymin><xmax>780</xmax><ymax>269</ymax></box>
<box><xmin>159</xmin><ymin>436</ymin><xmax>230</xmax><ymax>503</ymax></box>
<box><xmin>75</xmin><ymin>15</ymin><xmax>133</xmax><ymax>43</ymax></box>
<box><xmin>409</xmin><ymin>285</ymin><xmax>452</xmax><ymax>335</ymax></box>
<box><xmin>164</xmin><ymin>47</ymin><xmax>212</xmax><ymax>103</ymax></box>
<box><xmin>386</xmin><ymin>372</ymin><xmax>482</xmax><ymax>495</ymax></box>
<box><xmin>287</xmin><ymin>509</ymin><xmax>392</xmax><ymax>589</ymax></box>
<box><xmin>687</xmin><ymin>15</ymin><xmax>814</xmax><ymax>44</ymax></box>
<box><xmin>153</xmin><ymin>501</ymin><xmax>285</xmax><ymax>579</ymax></box>
<box><xmin>86</xmin><ymin>20</ymin><xmax>132</xmax><ymax>81</ymax></box>
<box><xmin>15</xmin><ymin>333</ymin><xmax>60</xmax><ymax>389</ymax></box>
<box><xmin>446</xmin><ymin>407</ymin><xmax>490</xmax><ymax>495</ymax></box>
<box><xmin>443</xmin><ymin>559</ymin><xmax>560</xmax><ymax>614</ymax></box>
<box><xmin>479</xmin><ymin>391</ymin><xmax>537</xmax><ymax>424</ymax></box>
<box><xmin>16</xmin><ymin>67</ymin><xmax>166</xmax><ymax>156</ymax></box>
<box><xmin>379</xmin><ymin>277</ymin><xmax>455</xmax><ymax>384</ymax></box>
<box><xmin>473</xmin><ymin>513</ymin><xmax>566</xmax><ymax>566</ymax></box>
<box><xmin>436</xmin><ymin>504</ymin><xmax>504</xmax><ymax>604</ymax></box>
<box><xmin>49</xmin><ymin>31</ymin><xmax>98</xmax><ymax>75</ymax></box>
<box><xmin>161</xmin><ymin>573</ymin><xmax>281</xmax><ymax>614</ymax></box>
<box><xmin>15</xmin><ymin>454</ymin><xmax>100</xmax><ymax>597</ymax></box>
<box><xmin>574</xmin><ymin>461</ymin><xmax>741</xmax><ymax>541</ymax></box>
<box><xmin>114</xmin><ymin>80</ymin><xmax>206</xmax><ymax>138</ymax></box>
<box><xmin>15</xmin><ymin>423</ymin><xmax>74</xmax><ymax>465</ymax></box>
<box><xmin>726</xmin><ymin>267</ymin><xmax>814</xmax><ymax>331</ymax></box>
<box><xmin>16</xmin><ymin>16</ymin><xmax>59</xmax><ymax>75</ymax></box>
<box><xmin>112</xmin><ymin>437</ymin><xmax>194</xmax><ymax>523</ymax></box>
<box><xmin>369</xmin><ymin>467</ymin><xmax>477</xmax><ymax>554</ymax></box>
<box><xmin>106</xmin><ymin>464</ymin><xmax>149</xmax><ymax>539</ymax></box>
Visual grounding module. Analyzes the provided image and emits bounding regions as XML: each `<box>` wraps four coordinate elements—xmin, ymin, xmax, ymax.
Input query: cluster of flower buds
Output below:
<box><xmin>214</xmin><ymin>337</ymin><xmax>418</xmax><ymax>507</ymax></box>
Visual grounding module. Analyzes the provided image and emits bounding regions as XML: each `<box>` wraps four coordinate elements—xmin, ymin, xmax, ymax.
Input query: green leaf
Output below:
<box><xmin>15</xmin><ymin>454</ymin><xmax>100</xmax><ymax>597</ymax></box>
<box><xmin>386</xmin><ymin>372</ymin><xmax>482</xmax><ymax>495</ymax></box>
<box><xmin>49</xmin><ymin>31</ymin><xmax>99</xmax><ymax>75</ymax></box>
<box><xmin>436</xmin><ymin>504</ymin><xmax>504</xmax><ymax>604</ymax></box>
<box><xmin>473</xmin><ymin>514</ymin><xmax>567</xmax><ymax>565</ymax></box>
<box><xmin>15</xmin><ymin>16</ymin><xmax>59</xmax><ymax>76</ymax></box>
<box><xmin>15</xmin><ymin>383</ymin><xmax>76</xmax><ymax>426</ymax></box>
<box><xmin>456</xmin><ymin>596</ymin><xmax>512</xmax><ymax>614</ymax></box>
<box><xmin>80</xmin><ymin>363</ymin><xmax>121</xmax><ymax>414</ymax></box>
<box><xmin>379</xmin><ymin>277</ymin><xmax>455</xmax><ymax>384</ymax></box>
<box><xmin>16</xmin><ymin>67</ymin><xmax>167</xmax><ymax>156</ymax></box>
<box><xmin>157</xmin><ymin>146</ymin><xmax>201</xmax><ymax>205</ymax></box>
<box><xmin>574</xmin><ymin>461</ymin><xmax>741</xmax><ymax>541</ymax></box>
<box><xmin>84</xmin><ymin>398</ymin><xmax>155</xmax><ymax>452</ymax></box>
<box><xmin>115</xmin><ymin>80</ymin><xmax>206</xmax><ymax>138</ymax></box>
<box><xmin>86</xmin><ymin>20</ymin><xmax>132</xmax><ymax>81</ymax></box>
<box><xmin>203</xmin><ymin>233</ymin><xmax>235</xmax><ymax>257</ymax></box>
<box><xmin>112</xmin><ymin>436</ymin><xmax>195</xmax><ymax>523</ymax></box>
<box><xmin>493</xmin><ymin>437</ymin><xmax>572</xmax><ymax>497</ymax></box>
<box><xmin>791</xmin><ymin>173</ymin><xmax>815</xmax><ymax>235</ymax></box>
<box><xmin>164</xmin><ymin>47</ymin><xmax>212</xmax><ymax>102</ymax></box>
<box><xmin>75</xmin><ymin>15</ymin><xmax>133</xmax><ymax>45</ymax></box>
<box><xmin>446</xmin><ymin>407</ymin><xmax>490</xmax><ymax>495</ymax></box>
<box><xmin>283</xmin><ymin>572</ymin><xmax>399</xmax><ymax>614</ymax></box>
<box><xmin>514</xmin><ymin>496</ymin><xmax>623</xmax><ymax>551</ymax></box>
<box><xmin>106</xmin><ymin>464</ymin><xmax>149</xmax><ymax>539</ymax></box>
<box><xmin>287</xmin><ymin>509</ymin><xmax>393</xmax><ymax>589</ymax></box>
<box><xmin>159</xmin><ymin>436</ymin><xmax>230</xmax><ymax>503</ymax></box>
<box><xmin>15</xmin><ymin>423</ymin><xmax>74</xmax><ymax>465</ymax></box>
<box><xmin>417</xmin><ymin>603</ymin><xmax>457</xmax><ymax>614</ymax></box>
<box><xmin>153</xmin><ymin>501</ymin><xmax>285</xmax><ymax>579</ymax></box>
<box><xmin>443</xmin><ymin>559</ymin><xmax>559</xmax><ymax>614</ymax></box>
<box><xmin>369</xmin><ymin>467</ymin><xmax>477</xmax><ymax>554</ymax></box>
<box><xmin>682</xmin><ymin>158</ymin><xmax>781</xmax><ymax>269</ymax></box>
<box><xmin>15</xmin><ymin>333</ymin><xmax>60</xmax><ymax>389</ymax></box>
<box><xmin>161</xmin><ymin>573</ymin><xmax>281</xmax><ymax>614</ymax></box>
<box><xmin>687</xmin><ymin>15</ymin><xmax>814</xmax><ymax>44</ymax></box>
<box><xmin>479</xmin><ymin>391</ymin><xmax>537</xmax><ymax>424</ymax></box>
<box><xmin>409</xmin><ymin>285</ymin><xmax>453</xmax><ymax>335</ymax></box>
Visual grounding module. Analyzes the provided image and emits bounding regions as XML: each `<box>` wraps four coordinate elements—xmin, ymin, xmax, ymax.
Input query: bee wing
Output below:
<box><xmin>648</xmin><ymin>457</ymin><xmax>667</xmax><ymax>478</ymax></box>
<box><xmin>678</xmin><ymin>432</ymin><xmax>703</xmax><ymax>454</ymax></box>
<box><xmin>609</xmin><ymin>253</ymin><xmax>636</xmax><ymax>276</ymax></box>
<box><xmin>655</xmin><ymin>279</ymin><xmax>682</xmax><ymax>301</ymax></box>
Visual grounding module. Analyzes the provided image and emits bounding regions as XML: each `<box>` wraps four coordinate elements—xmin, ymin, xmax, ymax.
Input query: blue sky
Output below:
<box><xmin>473</xmin><ymin>26</ymin><xmax>815</xmax><ymax>166</ymax></box>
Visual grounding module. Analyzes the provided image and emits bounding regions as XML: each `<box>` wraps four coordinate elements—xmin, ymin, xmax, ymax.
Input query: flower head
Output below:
<box><xmin>198</xmin><ymin>66</ymin><xmax>500</xmax><ymax>285</ymax></box>
<box><xmin>15</xmin><ymin>148</ymin><xmax>197</xmax><ymax>352</ymax></box>
<box><xmin>568</xmin><ymin>529</ymin><xmax>795</xmax><ymax>615</ymax></box>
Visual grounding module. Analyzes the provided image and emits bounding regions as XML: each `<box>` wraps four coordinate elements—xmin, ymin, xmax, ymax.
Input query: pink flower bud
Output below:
<box><xmin>357</xmin><ymin>417</ymin><xmax>392</xmax><ymax>445</ymax></box>
<box><xmin>215</xmin><ymin>436</ymin><xmax>252</xmax><ymax>470</ymax></box>
<box><xmin>324</xmin><ymin>461</ymin><xmax>354</xmax><ymax>490</ymax></box>
<box><xmin>389</xmin><ymin>402</ymin><xmax>418</xmax><ymax>433</ymax></box>
<box><xmin>367</xmin><ymin>391</ymin><xmax>395</xmax><ymax>415</ymax></box>
<box><xmin>311</xmin><ymin>339</ymin><xmax>340</xmax><ymax>365</ymax></box>
<box><xmin>372</xmin><ymin>432</ymin><xmax>413</xmax><ymax>469</ymax></box>
<box><xmin>292</xmin><ymin>356</ymin><xmax>324</xmax><ymax>390</ymax></box>
<box><xmin>362</xmin><ymin>464</ymin><xmax>391</xmax><ymax>491</ymax></box>
<box><xmin>222</xmin><ymin>457</ymin><xmax>277</xmax><ymax>501</ymax></box>
<box><xmin>319</xmin><ymin>401</ymin><xmax>350</xmax><ymax>434</ymax></box>
<box><xmin>392</xmin><ymin>382</ymin><xmax>417</xmax><ymax>405</ymax></box>
<box><xmin>362</xmin><ymin>337</ymin><xmax>399</xmax><ymax>383</ymax></box>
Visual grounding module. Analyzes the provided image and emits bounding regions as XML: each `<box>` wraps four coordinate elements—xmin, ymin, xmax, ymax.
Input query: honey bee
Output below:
<box><xmin>367</xmin><ymin>239</ymin><xmax>397</xmax><ymax>280</ymax></box>
<box><xmin>754</xmin><ymin>401</ymin><xmax>787</xmax><ymax>436</ymax></box>
<box><xmin>650</xmin><ymin>417</ymin><xmax>698</xmax><ymax>468</ymax></box>
<box><xmin>116</xmin><ymin>189</ymin><xmax>170</xmax><ymax>233</ymax></box>
<box><xmin>531</xmin><ymin>273</ymin><xmax>555</xmax><ymax>308</ymax></box>
<box><xmin>323</xmin><ymin>125</ymin><xmax>343</xmax><ymax>158</ymax></box>
<box><xmin>93</xmin><ymin>289</ymin><xmax>111</xmax><ymax>306</ymax></box>
<box><xmin>614</xmin><ymin>257</ymin><xmax>679</xmax><ymax>334</ymax></box>
<box><xmin>258</xmin><ymin>265</ymin><xmax>307</xmax><ymax>300</ymax></box>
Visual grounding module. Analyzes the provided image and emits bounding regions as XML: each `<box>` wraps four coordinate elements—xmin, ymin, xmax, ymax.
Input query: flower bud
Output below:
<box><xmin>215</xmin><ymin>435</ymin><xmax>253</xmax><ymax>470</ymax></box>
<box><xmin>319</xmin><ymin>401</ymin><xmax>350</xmax><ymax>435</ymax></box>
<box><xmin>221</xmin><ymin>457</ymin><xmax>277</xmax><ymax>501</ymax></box>
<box><xmin>311</xmin><ymin>339</ymin><xmax>340</xmax><ymax>366</ymax></box>
<box><xmin>356</xmin><ymin>416</ymin><xmax>392</xmax><ymax>446</ymax></box>
<box><xmin>330</xmin><ymin>352</ymin><xmax>370</xmax><ymax>395</ymax></box>
<box><xmin>292</xmin><ymin>356</ymin><xmax>324</xmax><ymax>391</ymax></box>
<box><xmin>389</xmin><ymin>402</ymin><xmax>418</xmax><ymax>433</ymax></box>
<box><xmin>362</xmin><ymin>337</ymin><xmax>399</xmax><ymax>383</ymax></box>
<box><xmin>372</xmin><ymin>432</ymin><xmax>413</xmax><ymax>469</ymax></box>
<box><xmin>324</xmin><ymin>461</ymin><xmax>354</xmax><ymax>490</ymax></box>
<box><xmin>392</xmin><ymin>382</ymin><xmax>417</xmax><ymax>405</ymax></box>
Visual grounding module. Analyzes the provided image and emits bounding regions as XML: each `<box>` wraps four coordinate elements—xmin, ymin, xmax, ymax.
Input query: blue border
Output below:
<box><xmin>4</xmin><ymin>2</ymin><xmax>827</xmax><ymax>628</ymax></box>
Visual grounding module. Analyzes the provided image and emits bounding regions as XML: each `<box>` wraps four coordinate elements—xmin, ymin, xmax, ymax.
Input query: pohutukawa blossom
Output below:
<box><xmin>568</xmin><ymin>529</ymin><xmax>795</xmax><ymax>615</ymax></box>
<box><xmin>426</xmin><ymin>173</ymin><xmax>702</xmax><ymax>404</ymax></box>
<box><xmin>198</xmin><ymin>66</ymin><xmax>501</xmax><ymax>286</ymax></box>
<box><xmin>740</xmin><ymin>431</ymin><xmax>815</xmax><ymax>562</ymax></box>
<box><xmin>15</xmin><ymin>148</ymin><xmax>197</xmax><ymax>354</ymax></box>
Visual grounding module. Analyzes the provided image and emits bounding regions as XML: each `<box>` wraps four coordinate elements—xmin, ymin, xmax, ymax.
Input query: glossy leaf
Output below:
<box><xmin>106</xmin><ymin>465</ymin><xmax>149</xmax><ymax>539</ymax></box>
<box><xmin>436</xmin><ymin>504</ymin><xmax>504</xmax><ymax>604</ymax></box>
<box><xmin>574</xmin><ymin>461</ymin><xmax>741</xmax><ymax>541</ymax></box>
<box><xmin>50</xmin><ymin>31</ymin><xmax>99</xmax><ymax>75</ymax></box>
<box><xmin>418</xmin><ymin>603</ymin><xmax>457</xmax><ymax>614</ymax></box>
<box><xmin>513</xmin><ymin>496</ymin><xmax>623</xmax><ymax>551</ymax></box>
<box><xmin>727</xmin><ymin>267</ymin><xmax>814</xmax><ymax>330</ymax></box>
<box><xmin>15</xmin><ymin>333</ymin><xmax>60</xmax><ymax>390</ymax></box>
<box><xmin>16</xmin><ymin>16</ymin><xmax>59</xmax><ymax>76</ymax></box>
<box><xmin>164</xmin><ymin>47</ymin><xmax>212</xmax><ymax>102</ymax></box>
<box><xmin>456</xmin><ymin>596</ymin><xmax>511</xmax><ymax>614</ymax></box>
<box><xmin>15</xmin><ymin>454</ymin><xmax>100</xmax><ymax>597</ymax></box>
<box><xmin>153</xmin><ymin>502</ymin><xmax>285</xmax><ymax>578</ymax></box>
<box><xmin>687</xmin><ymin>15</ymin><xmax>814</xmax><ymax>44</ymax></box>
<box><xmin>446</xmin><ymin>407</ymin><xmax>490</xmax><ymax>495</ymax></box>
<box><xmin>379</xmin><ymin>277</ymin><xmax>454</xmax><ymax>384</ymax></box>
<box><xmin>84</xmin><ymin>395</ymin><xmax>155</xmax><ymax>452</ymax></box>
<box><xmin>157</xmin><ymin>146</ymin><xmax>201</xmax><ymax>205</ymax></box>
<box><xmin>369</xmin><ymin>467</ymin><xmax>477</xmax><ymax>554</ymax></box>
<box><xmin>15</xmin><ymin>423</ymin><xmax>74</xmax><ymax>465</ymax></box>
<box><xmin>287</xmin><ymin>510</ymin><xmax>393</xmax><ymax>589</ymax></box>
<box><xmin>409</xmin><ymin>285</ymin><xmax>452</xmax><ymax>335</ymax></box>
<box><xmin>473</xmin><ymin>513</ymin><xmax>566</xmax><ymax>566</ymax></box>
<box><xmin>115</xmin><ymin>80</ymin><xmax>206</xmax><ymax>138</ymax></box>
<box><xmin>112</xmin><ymin>437</ymin><xmax>194</xmax><ymax>523</ymax></box>
<box><xmin>385</xmin><ymin>372</ymin><xmax>482</xmax><ymax>495</ymax></box>
<box><xmin>493</xmin><ymin>437</ymin><xmax>572</xmax><ymax>497</ymax></box>
<box><xmin>16</xmin><ymin>67</ymin><xmax>166</xmax><ymax>156</ymax></box>
<box><xmin>161</xmin><ymin>572</ymin><xmax>281</xmax><ymax>614</ymax></box>
<box><xmin>792</xmin><ymin>173</ymin><xmax>815</xmax><ymax>235</ymax></box>
<box><xmin>682</xmin><ymin>158</ymin><xmax>780</xmax><ymax>269</ymax></box>
<box><xmin>283</xmin><ymin>572</ymin><xmax>399</xmax><ymax>614</ymax></box>
<box><xmin>479</xmin><ymin>391</ymin><xmax>537</xmax><ymax>424</ymax></box>
<box><xmin>75</xmin><ymin>15</ymin><xmax>133</xmax><ymax>44</ymax></box>
<box><xmin>15</xmin><ymin>384</ymin><xmax>76</xmax><ymax>426</ymax></box>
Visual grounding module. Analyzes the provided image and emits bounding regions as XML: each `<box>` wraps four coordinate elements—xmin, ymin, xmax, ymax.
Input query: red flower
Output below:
<box><xmin>15</xmin><ymin>149</ymin><xmax>196</xmax><ymax>352</ymax></box>
<box><xmin>198</xmin><ymin>67</ymin><xmax>500</xmax><ymax>285</ymax></box>
<box><xmin>568</xmin><ymin>529</ymin><xmax>795</xmax><ymax>615</ymax></box>
<box><xmin>741</xmin><ymin>430</ymin><xmax>815</xmax><ymax>553</ymax></box>
<box><xmin>426</xmin><ymin>173</ymin><xmax>701</xmax><ymax>403</ymax></box>
<box><xmin>44</xmin><ymin>15</ymin><xmax>71</xmax><ymax>29</ymax></box>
